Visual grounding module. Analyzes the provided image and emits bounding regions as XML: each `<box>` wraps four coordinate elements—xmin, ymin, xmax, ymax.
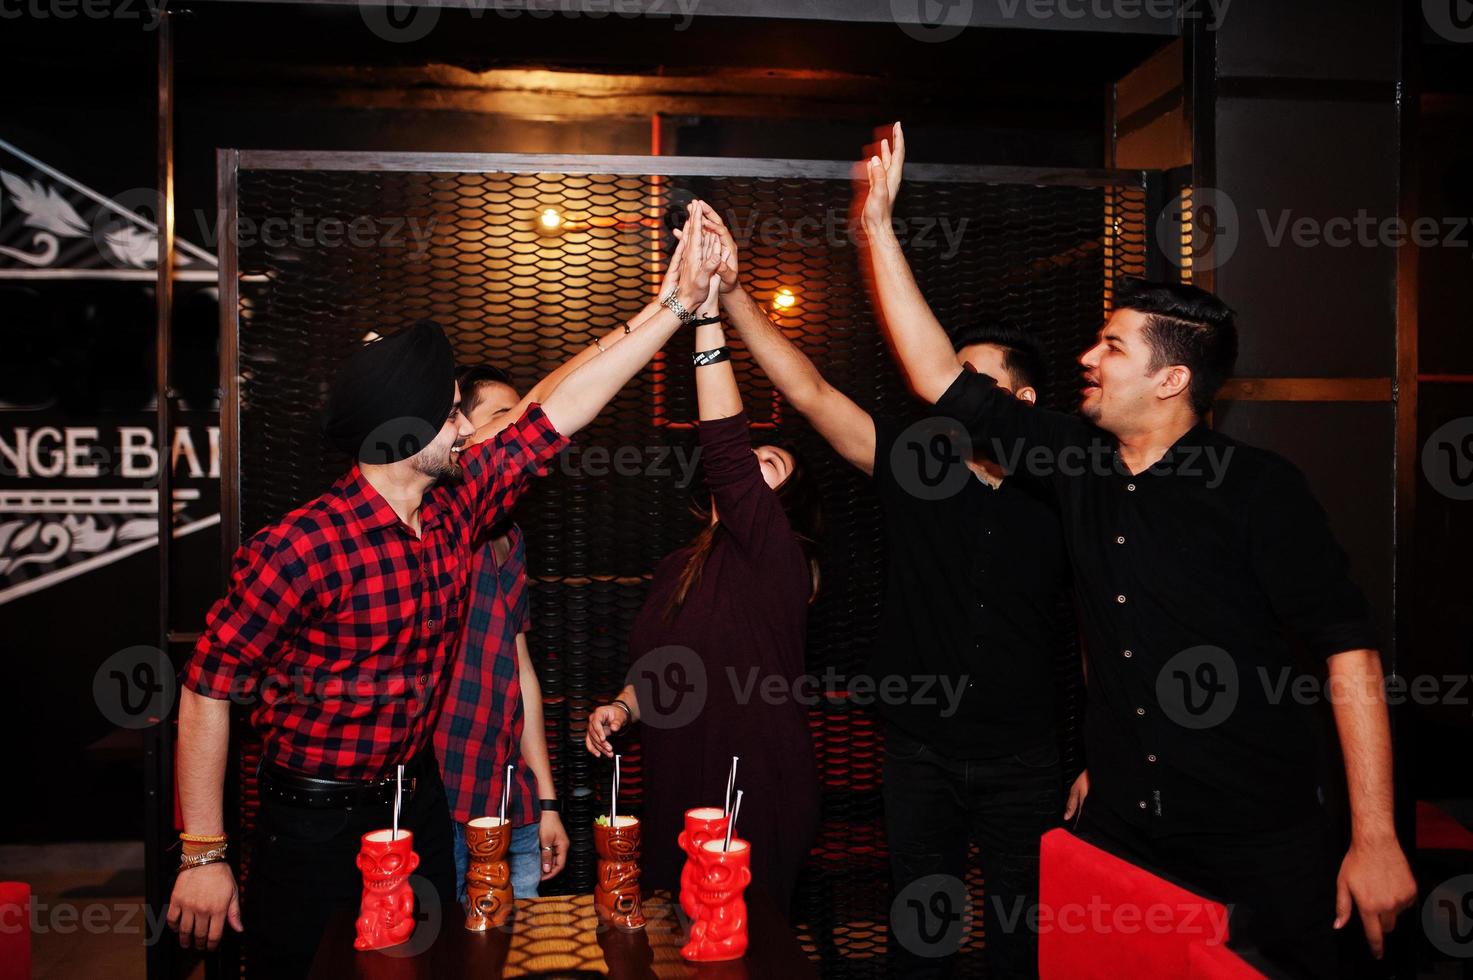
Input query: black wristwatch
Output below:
<box><xmin>539</xmin><ymin>798</ymin><xmax>562</xmax><ymax>814</ymax></box>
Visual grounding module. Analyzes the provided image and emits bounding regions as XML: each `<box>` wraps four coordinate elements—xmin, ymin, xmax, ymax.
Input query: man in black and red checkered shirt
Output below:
<box><xmin>437</xmin><ymin>251</ymin><xmax>714</xmax><ymax>902</ymax></box>
<box><xmin>166</xmin><ymin>211</ymin><xmax>726</xmax><ymax>977</ymax></box>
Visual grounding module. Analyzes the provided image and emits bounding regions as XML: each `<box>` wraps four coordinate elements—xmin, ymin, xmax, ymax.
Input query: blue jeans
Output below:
<box><xmin>451</xmin><ymin>820</ymin><xmax>543</xmax><ymax>905</ymax></box>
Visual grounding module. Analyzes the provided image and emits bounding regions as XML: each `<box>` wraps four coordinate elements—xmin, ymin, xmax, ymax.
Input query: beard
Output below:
<box><xmin>414</xmin><ymin>445</ymin><xmax>464</xmax><ymax>485</ymax></box>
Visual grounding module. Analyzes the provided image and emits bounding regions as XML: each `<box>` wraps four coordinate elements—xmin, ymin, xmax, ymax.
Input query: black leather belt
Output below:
<box><xmin>258</xmin><ymin>751</ymin><xmax>429</xmax><ymax>810</ymax></box>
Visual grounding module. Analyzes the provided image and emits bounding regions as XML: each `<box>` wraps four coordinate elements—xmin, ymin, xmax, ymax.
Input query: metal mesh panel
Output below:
<box><xmin>228</xmin><ymin>155</ymin><xmax>1149</xmax><ymax>978</ymax></box>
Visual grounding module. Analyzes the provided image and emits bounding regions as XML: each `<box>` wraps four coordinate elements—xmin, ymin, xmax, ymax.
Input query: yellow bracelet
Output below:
<box><xmin>180</xmin><ymin>832</ymin><xmax>227</xmax><ymax>844</ymax></box>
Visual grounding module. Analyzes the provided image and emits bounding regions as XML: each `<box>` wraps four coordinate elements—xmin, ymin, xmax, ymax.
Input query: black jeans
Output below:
<box><xmin>883</xmin><ymin>725</ymin><xmax>1063</xmax><ymax>979</ymax></box>
<box><xmin>1075</xmin><ymin>799</ymin><xmax>1337</xmax><ymax>980</ymax></box>
<box><xmin>242</xmin><ymin>751</ymin><xmax>457</xmax><ymax>980</ymax></box>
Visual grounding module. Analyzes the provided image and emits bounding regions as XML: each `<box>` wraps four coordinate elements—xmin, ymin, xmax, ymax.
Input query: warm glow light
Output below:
<box><xmin>539</xmin><ymin>207</ymin><xmax>563</xmax><ymax>230</ymax></box>
<box><xmin>772</xmin><ymin>287</ymin><xmax>797</xmax><ymax>311</ymax></box>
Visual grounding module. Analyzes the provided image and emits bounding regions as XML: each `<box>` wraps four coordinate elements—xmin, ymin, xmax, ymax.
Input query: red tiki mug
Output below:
<box><xmin>594</xmin><ymin>815</ymin><xmax>646</xmax><ymax>931</ymax></box>
<box><xmin>354</xmin><ymin>829</ymin><xmax>419</xmax><ymax>951</ymax></box>
<box><xmin>677</xmin><ymin>807</ymin><xmax>729</xmax><ymax>921</ymax></box>
<box><xmin>680</xmin><ymin>838</ymin><xmax>751</xmax><ymax>962</ymax></box>
<box><xmin>464</xmin><ymin>816</ymin><xmax>514</xmax><ymax>931</ymax></box>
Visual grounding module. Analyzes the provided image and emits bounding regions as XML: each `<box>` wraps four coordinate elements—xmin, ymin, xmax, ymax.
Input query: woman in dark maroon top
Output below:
<box><xmin>587</xmin><ymin>206</ymin><xmax>822</xmax><ymax>917</ymax></box>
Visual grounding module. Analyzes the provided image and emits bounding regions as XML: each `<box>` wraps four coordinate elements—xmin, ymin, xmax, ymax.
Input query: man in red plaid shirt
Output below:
<box><xmin>166</xmin><ymin>210</ymin><xmax>726</xmax><ymax>977</ymax></box>
<box><xmin>439</xmin><ymin>243</ymin><xmax>723</xmax><ymax>900</ymax></box>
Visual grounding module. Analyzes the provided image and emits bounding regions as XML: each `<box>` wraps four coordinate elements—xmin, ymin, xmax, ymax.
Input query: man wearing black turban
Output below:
<box><xmin>169</xmin><ymin>205</ymin><xmax>728</xmax><ymax>976</ymax></box>
<box><xmin>322</xmin><ymin>318</ymin><xmax>459</xmax><ymax>468</ymax></box>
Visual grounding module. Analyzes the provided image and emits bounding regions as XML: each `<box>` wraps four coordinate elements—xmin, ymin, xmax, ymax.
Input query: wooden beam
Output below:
<box><xmin>1216</xmin><ymin>377</ymin><xmax>1393</xmax><ymax>402</ymax></box>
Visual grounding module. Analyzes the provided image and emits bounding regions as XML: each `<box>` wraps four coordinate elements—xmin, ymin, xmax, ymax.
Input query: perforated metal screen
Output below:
<box><xmin>221</xmin><ymin>151</ymin><xmax>1152</xmax><ymax>977</ymax></box>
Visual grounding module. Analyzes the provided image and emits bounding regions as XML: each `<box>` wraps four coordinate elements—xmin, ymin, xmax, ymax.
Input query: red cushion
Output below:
<box><xmin>1039</xmin><ymin>829</ymin><xmax>1261</xmax><ymax>980</ymax></box>
<box><xmin>0</xmin><ymin>882</ymin><xmax>31</xmax><ymax>980</ymax></box>
<box><xmin>1417</xmin><ymin>801</ymin><xmax>1473</xmax><ymax>852</ymax></box>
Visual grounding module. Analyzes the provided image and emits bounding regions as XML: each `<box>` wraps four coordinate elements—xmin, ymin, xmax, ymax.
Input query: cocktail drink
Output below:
<box><xmin>680</xmin><ymin>837</ymin><xmax>751</xmax><ymax>962</ymax></box>
<box><xmin>464</xmin><ymin>816</ymin><xmax>513</xmax><ymax>931</ymax></box>
<box><xmin>677</xmin><ymin>807</ymin><xmax>729</xmax><ymax>920</ymax></box>
<box><xmin>353</xmin><ymin>829</ymin><xmax>419</xmax><ymax>951</ymax></box>
<box><xmin>593</xmin><ymin>814</ymin><xmax>646</xmax><ymax>931</ymax></box>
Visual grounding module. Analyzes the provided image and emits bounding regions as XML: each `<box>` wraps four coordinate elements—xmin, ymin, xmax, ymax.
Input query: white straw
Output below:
<box><xmin>392</xmin><ymin>764</ymin><xmax>404</xmax><ymax>840</ymax></box>
<box><xmin>723</xmin><ymin>790</ymin><xmax>743</xmax><ymax>851</ymax></box>
<box><xmin>724</xmin><ymin>756</ymin><xmax>739</xmax><ymax>817</ymax></box>
<box><xmin>500</xmin><ymin>764</ymin><xmax>512</xmax><ymax>824</ymax></box>
<box><xmin>611</xmin><ymin>754</ymin><xmax>621</xmax><ymax>823</ymax></box>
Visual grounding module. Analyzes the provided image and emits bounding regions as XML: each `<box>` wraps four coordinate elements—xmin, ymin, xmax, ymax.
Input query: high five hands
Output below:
<box><xmin>672</xmin><ymin>201</ymin><xmax>733</xmax><ymax>307</ymax></box>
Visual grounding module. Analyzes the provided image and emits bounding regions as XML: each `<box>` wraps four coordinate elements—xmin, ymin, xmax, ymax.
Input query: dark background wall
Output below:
<box><xmin>0</xmin><ymin>0</ymin><xmax>1165</xmax><ymax>843</ymax></box>
<box><xmin>1</xmin><ymin>6</ymin><xmax>1471</xmax><ymax>977</ymax></box>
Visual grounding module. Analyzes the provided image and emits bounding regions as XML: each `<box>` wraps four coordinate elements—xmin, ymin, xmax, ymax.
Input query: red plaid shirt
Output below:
<box><xmin>185</xmin><ymin>405</ymin><xmax>568</xmax><ymax>779</ymax></box>
<box><xmin>434</xmin><ymin>522</ymin><xmax>540</xmax><ymax>826</ymax></box>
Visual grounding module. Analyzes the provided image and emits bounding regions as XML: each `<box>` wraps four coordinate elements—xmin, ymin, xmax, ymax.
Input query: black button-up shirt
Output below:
<box><xmin>936</xmin><ymin>368</ymin><xmax>1378</xmax><ymax>835</ymax></box>
<box><xmin>868</xmin><ymin>415</ymin><xmax>1070</xmax><ymax>759</ymax></box>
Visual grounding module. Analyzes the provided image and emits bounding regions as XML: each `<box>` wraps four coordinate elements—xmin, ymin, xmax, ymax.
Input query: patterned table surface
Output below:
<box><xmin>310</xmin><ymin>890</ymin><xmax>817</xmax><ymax>979</ymax></box>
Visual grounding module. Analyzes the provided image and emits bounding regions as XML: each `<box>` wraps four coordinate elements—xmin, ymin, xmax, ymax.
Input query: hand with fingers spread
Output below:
<box><xmin>861</xmin><ymin>121</ymin><xmax>906</xmax><ymax>235</ymax></box>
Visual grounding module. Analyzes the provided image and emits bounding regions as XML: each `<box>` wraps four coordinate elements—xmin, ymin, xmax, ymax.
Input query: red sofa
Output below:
<box><xmin>0</xmin><ymin>882</ymin><xmax>31</xmax><ymax>980</ymax></box>
<box><xmin>1038</xmin><ymin>829</ymin><xmax>1264</xmax><ymax>979</ymax></box>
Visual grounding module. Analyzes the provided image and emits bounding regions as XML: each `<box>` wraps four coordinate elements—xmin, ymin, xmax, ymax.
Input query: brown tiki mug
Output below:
<box><xmin>594</xmin><ymin>815</ymin><xmax>646</xmax><ymax>931</ymax></box>
<box><xmin>464</xmin><ymin>816</ymin><xmax>514</xmax><ymax>930</ymax></box>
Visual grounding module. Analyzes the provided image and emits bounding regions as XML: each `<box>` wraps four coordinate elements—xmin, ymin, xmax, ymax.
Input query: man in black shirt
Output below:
<box><xmin>690</xmin><ymin>202</ymin><xmax>1075</xmax><ymax>979</ymax></box>
<box><xmin>861</xmin><ymin>123</ymin><xmax>1416</xmax><ymax>978</ymax></box>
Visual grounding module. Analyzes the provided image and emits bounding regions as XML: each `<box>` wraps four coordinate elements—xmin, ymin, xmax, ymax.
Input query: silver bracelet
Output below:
<box><xmin>179</xmin><ymin>846</ymin><xmax>228</xmax><ymax>871</ymax></box>
<box><xmin>609</xmin><ymin>699</ymin><xmax>634</xmax><ymax>723</ymax></box>
<box><xmin>661</xmin><ymin>291</ymin><xmax>697</xmax><ymax>324</ymax></box>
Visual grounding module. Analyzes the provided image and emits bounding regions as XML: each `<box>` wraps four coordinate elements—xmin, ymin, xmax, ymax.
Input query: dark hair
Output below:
<box><xmin>664</xmin><ymin>441</ymin><xmax>824</xmax><ymax>621</ymax></box>
<box><xmin>952</xmin><ymin>318</ymin><xmax>1048</xmax><ymax>396</ymax></box>
<box><xmin>1113</xmin><ymin>278</ymin><xmax>1238</xmax><ymax>416</ymax></box>
<box><xmin>456</xmin><ymin>364</ymin><xmax>517</xmax><ymax>415</ymax></box>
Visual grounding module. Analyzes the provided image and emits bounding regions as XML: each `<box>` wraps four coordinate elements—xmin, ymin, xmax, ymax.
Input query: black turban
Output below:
<box><xmin>322</xmin><ymin>319</ymin><xmax>456</xmax><ymax>464</ymax></box>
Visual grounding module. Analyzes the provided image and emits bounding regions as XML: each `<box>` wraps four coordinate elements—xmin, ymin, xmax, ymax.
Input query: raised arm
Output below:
<box><xmin>540</xmin><ymin>208</ymin><xmax>719</xmax><ymax>438</ymax></box>
<box><xmin>703</xmin><ymin>205</ymin><xmax>876</xmax><ymax>475</ymax></box>
<box><xmin>691</xmin><ymin>229</ymin><xmax>739</xmax><ymax>422</ymax></box>
<box><xmin>860</xmin><ymin>122</ymin><xmax>963</xmax><ymax>404</ymax></box>
<box><xmin>489</xmin><ymin>239</ymin><xmax>692</xmax><ymax>440</ymax></box>
<box><xmin>859</xmin><ymin>123</ymin><xmax>1085</xmax><ymax>462</ymax></box>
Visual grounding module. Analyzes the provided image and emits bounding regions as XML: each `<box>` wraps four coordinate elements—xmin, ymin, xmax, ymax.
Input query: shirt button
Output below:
<box><xmin>1116</xmin><ymin>535</ymin><xmax>1126</xmax><ymax>545</ymax></box>
<box><xmin>1123</xmin><ymin>649</ymin><xmax>1133</xmax><ymax>659</ymax></box>
<box><xmin>1138</xmin><ymin>800</ymin><xmax>1147</xmax><ymax>809</ymax></box>
<box><xmin>1147</xmin><ymin>754</ymin><xmax>1158</xmax><ymax>763</ymax></box>
<box><xmin>1127</xmin><ymin>483</ymin><xmax>1137</xmax><ymax>492</ymax></box>
<box><xmin>428</xmin><ymin>619</ymin><xmax>438</xmax><ymax>630</ymax></box>
<box><xmin>1116</xmin><ymin>594</ymin><xmax>1127</xmax><ymax>604</ymax></box>
<box><xmin>1135</xmin><ymin>707</ymin><xmax>1146</xmax><ymax>716</ymax></box>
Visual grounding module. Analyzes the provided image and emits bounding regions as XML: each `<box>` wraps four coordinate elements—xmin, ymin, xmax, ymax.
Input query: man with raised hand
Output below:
<box><xmin>861</xmin><ymin>122</ymin><xmax>1415</xmax><ymax>978</ymax></box>
<box><xmin>694</xmin><ymin>200</ymin><xmax>1074</xmax><ymax>978</ymax></box>
<box><xmin>167</xmin><ymin>207</ymin><xmax>724</xmax><ymax>978</ymax></box>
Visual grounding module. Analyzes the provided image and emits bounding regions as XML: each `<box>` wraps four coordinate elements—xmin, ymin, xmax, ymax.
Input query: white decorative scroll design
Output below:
<box><xmin>0</xmin><ymin>139</ymin><xmax>217</xmax><ymax>274</ymax></box>
<box><xmin>0</xmin><ymin>490</ymin><xmax>219</xmax><ymax>606</ymax></box>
